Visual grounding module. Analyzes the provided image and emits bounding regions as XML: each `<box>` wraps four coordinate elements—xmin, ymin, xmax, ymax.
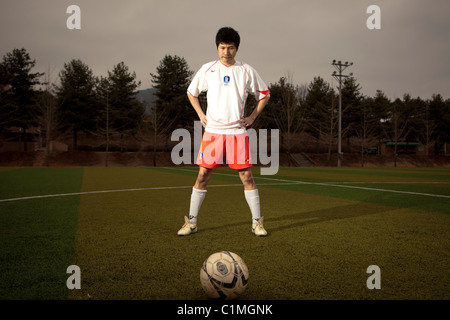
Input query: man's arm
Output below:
<box><xmin>187</xmin><ymin>93</ymin><xmax>207</xmax><ymax>128</ymax></box>
<box><xmin>240</xmin><ymin>95</ymin><xmax>270</xmax><ymax>127</ymax></box>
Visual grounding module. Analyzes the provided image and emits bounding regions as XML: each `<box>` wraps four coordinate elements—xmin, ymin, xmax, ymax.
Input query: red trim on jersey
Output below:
<box><xmin>257</xmin><ymin>90</ymin><xmax>270</xmax><ymax>101</ymax></box>
<box><xmin>187</xmin><ymin>90</ymin><xmax>198</xmax><ymax>98</ymax></box>
<box><xmin>205</xmin><ymin>60</ymin><xmax>219</xmax><ymax>73</ymax></box>
<box><xmin>240</xmin><ymin>62</ymin><xmax>251</xmax><ymax>78</ymax></box>
<box><xmin>220</xmin><ymin>61</ymin><xmax>235</xmax><ymax>67</ymax></box>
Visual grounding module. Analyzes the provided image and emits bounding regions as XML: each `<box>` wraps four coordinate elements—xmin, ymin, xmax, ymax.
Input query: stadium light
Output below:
<box><xmin>331</xmin><ymin>59</ymin><xmax>354</xmax><ymax>167</ymax></box>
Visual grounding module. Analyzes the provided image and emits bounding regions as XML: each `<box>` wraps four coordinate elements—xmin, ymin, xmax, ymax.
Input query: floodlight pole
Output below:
<box><xmin>332</xmin><ymin>60</ymin><xmax>353</xmax><ymax>167</ymax></box>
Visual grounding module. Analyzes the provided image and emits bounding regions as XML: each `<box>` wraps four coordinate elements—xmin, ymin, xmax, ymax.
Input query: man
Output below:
<box><xmin>177</xmin><ymin>27</ymin><xmax>270</xmax><ymax>236</ymax></box>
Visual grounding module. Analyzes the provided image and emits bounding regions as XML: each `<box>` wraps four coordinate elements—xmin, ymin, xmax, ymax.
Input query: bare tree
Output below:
<box><xmin>382</xmin><ymin>96</ymin><xmax>411</xmax><ymax>167</ymax></box>
<box><xmin>352</xmin><ymin>98</ymin><xmax>380</xmax><ymax>167</ymax></box>
<box><xmin>268</xmin><ymin>74</ymin><xmax>305</xmax><ymax>165</ymax></box>
<box><xmin>304</xmin><ymin>76</ymin><xmax>336</xmax><ymax>163</ymax></box>
<box><xmin>418</xmin><ymin>98</ymin><xmax>435</xmax><ymax>165</ymax></box>
<box><xmin>146</xmin><ymin>102</ymin><xmax>177</xmax><ymax>166</ymax></box>
<box><xmin>36</xmin><ymin>66</ymin><xmax>62</xmax><ymax>166</ymax></box>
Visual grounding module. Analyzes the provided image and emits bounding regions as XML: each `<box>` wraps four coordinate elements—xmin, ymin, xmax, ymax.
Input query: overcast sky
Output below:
<box><xmin>1</xmin><ymin>0</ymin><xmax>449</xmax><ymax>100</ymax></box>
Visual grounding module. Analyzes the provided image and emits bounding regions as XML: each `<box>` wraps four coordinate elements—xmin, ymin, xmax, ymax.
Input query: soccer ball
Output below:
<box><xmin>200</xmin><ymin>251</ymin><xmax>249</xmax><ymax>300</ymax></box>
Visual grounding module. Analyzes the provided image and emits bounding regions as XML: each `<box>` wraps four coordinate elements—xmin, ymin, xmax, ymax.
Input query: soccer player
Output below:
<box><xmin>177</xmin><ymin>27</ymin><xmax>270</xmax><ymax>236</ymax></box>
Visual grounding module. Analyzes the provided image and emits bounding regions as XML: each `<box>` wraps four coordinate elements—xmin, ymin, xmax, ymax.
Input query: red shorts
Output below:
<box><xmin>196</xmin><ymin>131</ymin><xmax>252</xmax><ymax>170</ymax></box>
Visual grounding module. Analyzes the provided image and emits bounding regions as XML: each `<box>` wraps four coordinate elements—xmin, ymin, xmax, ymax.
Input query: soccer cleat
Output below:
<box><xmin>177</xmin><ymin>216</ymin><xmax>197</xmax><ymax>236</ymax></box>
<box><xmin>252</xmin><ymin>216</ymin><xmax>267</xmax><ymax>236</ymax></box>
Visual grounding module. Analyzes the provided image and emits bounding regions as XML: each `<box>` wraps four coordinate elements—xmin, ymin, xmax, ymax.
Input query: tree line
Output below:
<box><xmin>1</xmin><ymin>48</ymin><xmax>449</xmax><ymax>166</ymax></box>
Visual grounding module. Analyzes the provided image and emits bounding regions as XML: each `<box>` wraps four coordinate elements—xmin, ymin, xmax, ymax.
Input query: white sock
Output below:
<box><xmin>244</xmin><ymin>189</ymin><xmax>261</xmax><ymax>223</ymax></box>
<box><xmin>189</xmin><ymin>187</ymin><xmax>207</xmax><ymax>224</ymax></box>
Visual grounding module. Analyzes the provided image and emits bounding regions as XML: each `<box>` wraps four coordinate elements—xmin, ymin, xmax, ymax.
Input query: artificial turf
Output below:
<box><xmin>0</xmin><ymin>167</ymin><xmax>449</xmax><ymax>300</ymax></box>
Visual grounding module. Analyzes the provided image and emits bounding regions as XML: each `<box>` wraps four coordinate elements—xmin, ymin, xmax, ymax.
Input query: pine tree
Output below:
<box><xmin>150</xmin><ymin>55</ymin><xmax>194</xmax><ymax>133</ymax></box>
<box><xmin>55</xmin><ymin>59</ymin><xmax>98</xmax><ymax>150</ymax></box>
<box><xmin>304</xmin><ymin>76</ymin><xmax>336</xmax><ymax>156</ymax></box>
<box><xmin>0</xmin><ymin>48</ymin><xmax>43</xmax><ymax>150</ymax></box>
<box><xmin>105</xmin><ymin>61</ymin><xmax>144</xmax><ymax>151</ymax></box>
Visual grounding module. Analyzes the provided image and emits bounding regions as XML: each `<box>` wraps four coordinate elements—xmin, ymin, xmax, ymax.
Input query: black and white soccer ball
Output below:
<box><xmin>200</xmin><ymin>251</ymin><xmax>249</xmax><ymax>300</ymax></box>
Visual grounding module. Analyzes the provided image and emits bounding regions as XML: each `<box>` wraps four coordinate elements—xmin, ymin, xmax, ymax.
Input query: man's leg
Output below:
<box><xmin>239</xmin><ymin>168</ymin><xmax>259</xmax><ymax>222</ymax></box>
<box><xmin>178</xmin><ymin>166</ymin><xmax>212</xmax><ymax>236</ymax></box>
<box><xmin>190</xmin><ymin>166</ymin><xmax>212</xmax><ymax>223</ymax></box>
<box><xmin>239</xmin><ymin>167</ymin><xmax>257</xmax><ymax>191</ymax></box>
<box><xmin>239</xmin><ymin>168</ymin><xmax>267</xmax><ymax>236</ymax></box>
<box><xmin>194</xmin><ymin>166</ymin><xmax>213</xmax><ymax>190</ymax></box>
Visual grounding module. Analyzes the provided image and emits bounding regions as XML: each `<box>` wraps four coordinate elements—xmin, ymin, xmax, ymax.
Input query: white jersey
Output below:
<box><xmin>187</xmin><ymin>60</ymin><xmax>270</xmax><ymax>134</ymax></box>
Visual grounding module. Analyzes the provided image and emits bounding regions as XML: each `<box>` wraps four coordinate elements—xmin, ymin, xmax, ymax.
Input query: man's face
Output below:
<box><xmin>218</xmin><ymin>42</ymin><xmax>237</xmax><ymax>66</ymax></box>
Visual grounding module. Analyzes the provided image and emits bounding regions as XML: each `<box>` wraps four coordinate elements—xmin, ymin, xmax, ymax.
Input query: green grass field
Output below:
<box><xmin>0</xmin><ymin>166</ymin><xmax>449</xmax><ymax>300</ymax></box>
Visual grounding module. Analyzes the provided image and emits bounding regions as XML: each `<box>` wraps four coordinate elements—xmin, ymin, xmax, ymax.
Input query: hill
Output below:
<box><xmin>135</xmin><ymin>88</ymin><xmax>157</xmax><ymax>114</ymax></box>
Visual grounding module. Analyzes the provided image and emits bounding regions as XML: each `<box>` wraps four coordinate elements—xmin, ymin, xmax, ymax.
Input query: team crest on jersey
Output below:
<box><xmin>223</xmin><ymin>75</ymin><xmax>230</xmax><ymax>86</ymax></box>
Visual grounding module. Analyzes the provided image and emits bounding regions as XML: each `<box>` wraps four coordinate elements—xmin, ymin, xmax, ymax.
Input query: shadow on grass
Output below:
<box><xmin>197</xmin><ymin>202</ymin><xmax>390</xmax><ymax>236</ymax></box>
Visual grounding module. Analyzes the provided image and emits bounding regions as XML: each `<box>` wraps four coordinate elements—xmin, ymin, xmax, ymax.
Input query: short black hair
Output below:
<box><xmin>215</xmin><ymin>27</ymin><xmax>240</xmax><ymax>49</ymax></box>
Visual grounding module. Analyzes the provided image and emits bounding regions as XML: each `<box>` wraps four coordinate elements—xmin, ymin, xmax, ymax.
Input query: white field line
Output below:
<box><xmin>1</xmin><ymin>168</ymin><xmax>449</xmax><ymax>203</ymax></box>
<box><xmin>328</xmin><ymin>181</ymin><xmax>450</xmax><ymax>184</ymax></box>
<box><xmin>0</xmin><ymin>182</ymin><xmax>300</xmax><ymax>203</ymax></box>
<box><xmin>164</xmin><ymin>167</ymin><xmax>450</xmax><ymax>199</ymax></box>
